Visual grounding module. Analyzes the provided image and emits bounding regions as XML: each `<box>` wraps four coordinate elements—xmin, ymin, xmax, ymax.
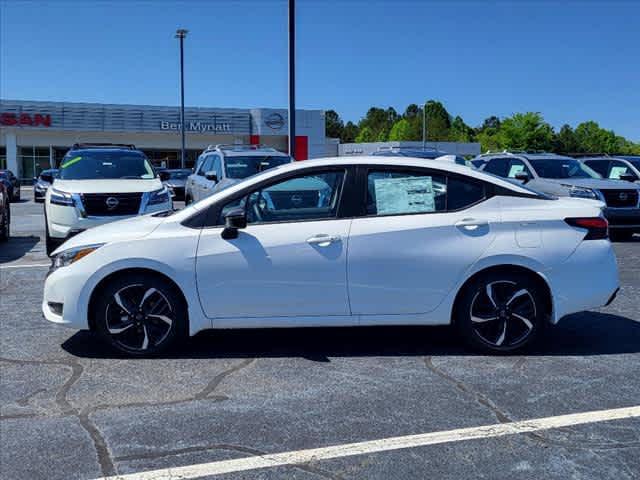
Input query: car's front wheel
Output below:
<box><xmin>0</xmin><ymin>201</ymin><xmax>9</xmax><ymax>242</ymax></box>
<box><xmin>93</xmin><ymin>273</ymin><xmax>187</xmax><ymax>356</ymax></box>
<box><xmin>455</xmin><ymin>272</ymin><xmax>545</xmax><ymax>354</ymax></box>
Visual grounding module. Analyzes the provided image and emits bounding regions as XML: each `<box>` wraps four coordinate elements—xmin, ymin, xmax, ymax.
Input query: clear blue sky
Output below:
<box><xmin>1</xmin><ymin>0</ymin><xmax>638</xmax><ymax>140</ymax></box>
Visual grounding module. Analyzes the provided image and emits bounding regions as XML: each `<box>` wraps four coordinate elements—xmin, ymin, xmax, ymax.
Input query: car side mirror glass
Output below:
<box><xmin>221</xmin><ymin>208</ymin><xmax>247</xmax><ymax>240</ymax></box>
<box><xmin>205</xmin><ymin>171</ymin><xmax>218</xmax><ymax>182</ymax></box>
<box><xmin>41</xmin><ymin>173</ymin><xmax>54</xmax><ymax>184</ymax></box>
<box><xmin>158</xmin><ymin>171</ymin><xmax>170</xmax><ymax>182</ymax></box>
<box><xmin>514</xmin><ymin>171</ymin><xmax>530</xmax><ymax>183</ymax></box>
<box><xmin>619</xmin><ymin>173</ymin><xmax>636</xmax><ymax>182</ymax></box>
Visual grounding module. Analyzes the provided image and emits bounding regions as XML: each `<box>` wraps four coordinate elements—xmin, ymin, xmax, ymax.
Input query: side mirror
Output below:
<box><xmin>41</xmin><ymin>173</ymin><xmax>54</xmax><ymax>184</ymax></box>
<box><xmin>205</xmin><ymin>171</ymin><xmax>218</xmax><ymax>182</ymax></box>
<box><xmin>158</xmin><ymin>170</ymin><xmax>170</xmax><ymax>182</ymax></box>
<box><xmin>619</xmin><ymin>173</ymin><xmax>637</xmax><ymax>182</ymax></box>
<box><xmin>514</xmin><ymin>171</ymin><xmax>530</xmax><ymax>183</ymax></box>
<box><xmin>221</xmin><ymin>208</ymin><xmax>247</xmax><ymax>240</ymax></box>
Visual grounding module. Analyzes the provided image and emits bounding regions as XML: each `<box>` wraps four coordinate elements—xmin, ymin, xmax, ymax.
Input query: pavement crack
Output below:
<box><xmin>194</xmin><ymin>358</ymin><xmax>256</xmax><ymax>400</ymax></box>
<box><xmin>79</xmin><ymin>407</ymin><xmax>117</xmax><ymax>477</ymax></box>
<box><xmin>15</xmin><ymin>388</ymin><xmax>47</xmax><ymax>407</ymax></box>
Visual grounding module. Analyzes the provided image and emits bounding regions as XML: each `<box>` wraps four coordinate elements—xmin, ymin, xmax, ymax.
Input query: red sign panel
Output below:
<box><xmin>0</xmin><ymin>112</ymin><xmax>52</xmax><ymax>127</ymax></box>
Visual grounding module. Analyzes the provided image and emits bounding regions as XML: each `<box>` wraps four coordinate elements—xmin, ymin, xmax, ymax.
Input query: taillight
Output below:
<box><xmin>565</xmin><ymin>217</ymin><xmax>609</xmax><ymax>240</ymax></box>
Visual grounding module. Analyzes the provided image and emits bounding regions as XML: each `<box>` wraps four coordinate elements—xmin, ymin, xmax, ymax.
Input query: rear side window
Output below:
<box><xmin>584</xmin><ymin>160</ymin><xmax>610</xmax><ymax>177</ymax></box>
<box><xmin>366</xmin><ymin>170</ymin><xmax>486</xmax><ymax>216</ymax></box>
<box><xmin>483</xmin><ymin>158</ymin><xmax>510</xmax><ymax>177</ymax></box>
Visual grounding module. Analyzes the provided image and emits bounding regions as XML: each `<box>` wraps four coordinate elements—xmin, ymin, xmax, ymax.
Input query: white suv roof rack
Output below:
<box><xmin>204</xmin><ymin>144</ymin><xmax>279</xmax><ymax>153</ymax></box>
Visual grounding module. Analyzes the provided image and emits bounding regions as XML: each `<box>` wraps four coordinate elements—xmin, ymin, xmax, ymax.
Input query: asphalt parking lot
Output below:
<box><xmin>1</xmin><ymin>192</ymin><xmax>639</xmax><ymax>480</ymax></box>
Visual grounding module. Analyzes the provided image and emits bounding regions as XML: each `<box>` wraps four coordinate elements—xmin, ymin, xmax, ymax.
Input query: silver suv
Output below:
<box><xmin>579</xmin><ymin>156</ymin><xmax>640</xmax><ymax>185</ymax></box>
<box><xmin>185</xmin><ymin>144</ymin><xmax>291</xmax><ymax>204</ymax></box>
<box><xmin>475</xmin><ymin>152</ymin><xmax>640</xmax><ymax>240</ymax></box>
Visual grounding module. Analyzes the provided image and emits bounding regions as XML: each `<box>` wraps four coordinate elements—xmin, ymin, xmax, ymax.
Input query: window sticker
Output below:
<box><xmin>374</xmin><ymin>176</ymin><xmax>435</xmax><ymax>214</ymax></box>
<box><xmin>508</xmin><ymin>164</ymin><xmax>525</xmax><ymax>178</ymax></box>
<box><xmin>60</xmin><ymin>156</ymin><xmax>82</xmax><ymax>169</ymax></box>
<box><xmin>609</xmin><ymin>166</ymin><xmax>628</xmax><ymax>179</ymax></box>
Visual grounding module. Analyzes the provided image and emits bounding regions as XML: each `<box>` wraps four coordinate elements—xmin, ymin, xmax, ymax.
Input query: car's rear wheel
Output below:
<box><xmin>455</xmin><ymin>272</ymin><xmax>545</xmax><ymax>354</ymax></box>
<box><xmin>93</xmin><ymin>273</ymin><xmax>187</xmax><ymax>356</ymax></box>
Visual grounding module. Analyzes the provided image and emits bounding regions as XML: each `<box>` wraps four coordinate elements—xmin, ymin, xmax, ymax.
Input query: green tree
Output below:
<box><xmin>424</xmin><ymin>100</ymin><xmax>451</xmax><ymax>141</ymax></box>
<box><xmin>449</xmin><ymin>116</ymin><xmax>475</xmax><ymax>142</ymax></box>
<box><xmin>388</xmin><ymin>118</ymin><xmax>414</xmax><ymax>141</ymax></box>
<box><xmin>355</xmin><ymin>126</ymin><xmax>375</xmax><ymax>143</ymax></box>
<box><xmin>553</xmin><ymin>124</ymin><xmax>578</xmax><ymax>154</ymax></box>
<box><xmin>342</xmin><ymin>121</ymin><xmax>359</xmax><ymax>143</ymax></box>
<box><xmin>499</xmin><ymin>112</ymin><xmax>554</xmax><ymax>151</ymax></box>
<box><xmin>324</xmin><ymin>110</ymin><xmax>344</xmax><ymax>139</ymax></box>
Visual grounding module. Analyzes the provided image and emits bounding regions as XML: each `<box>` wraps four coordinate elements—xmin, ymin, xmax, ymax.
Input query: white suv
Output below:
<box><xmin>185</xmin><ymin>144</ymin><xmax>291</xmax><ymax>204</ymax></box>
<box><xmin>44</xmin><ymin>144</ymin><xmax>172</xmax><ymax>255</ymax></box>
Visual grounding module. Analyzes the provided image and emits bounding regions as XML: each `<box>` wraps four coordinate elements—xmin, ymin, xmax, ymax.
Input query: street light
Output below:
<box><xmin>288</xmin><ymin>0</ymin><xmax>296</xmax><ymax>160</ymax></box>
<box><xmin>422</xmin><ymin>101</ymin><xmax>427</xmax><ymax>150</ymax></box>
<box><xmin>175</xmin><ymin>28</ymin><xmax>188</xmax><ymax>169</ymax></box>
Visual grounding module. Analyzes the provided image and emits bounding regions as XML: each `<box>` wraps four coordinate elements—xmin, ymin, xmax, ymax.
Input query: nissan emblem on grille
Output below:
<box><xmin>619</xmin><ymin>192</ymin><xmax>628</xmax><ymax>201</ymax></box>
<box><xmin>105</xmin><ymin>197</ymin><xmax>119</xmax><ymax>210</ymax></box>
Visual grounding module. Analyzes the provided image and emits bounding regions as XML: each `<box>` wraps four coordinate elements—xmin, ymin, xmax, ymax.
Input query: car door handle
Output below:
<box><xmin>307</xmin><ymin>234</ymin><xmax>341</xmax><ymax>246</ymax></box>
<box><xmin>455</xmin><ymin>218</ymin><xmax>489</xmax><ymax>230</ymax></box>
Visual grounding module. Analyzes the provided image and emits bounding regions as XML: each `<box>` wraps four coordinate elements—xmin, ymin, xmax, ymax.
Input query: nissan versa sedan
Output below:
<box><xmin>43</xmin><ymin>156</ymin><xmax>619</xmax><ymax>356</ymax></box>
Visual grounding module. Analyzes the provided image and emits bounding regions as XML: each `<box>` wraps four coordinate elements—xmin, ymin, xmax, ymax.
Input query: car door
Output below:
<box><xmin>347</xmin><ymin>167</ymin><xmax>498</xmax><ymax>316</ymax></box>
<box><xmin>196</xmin><ymin>168</ymin><xmax>353</xmax><ymax>321</ymax></box>
<box><xmin>193</xmin><ymin>156</ymin><xmax>214</xmax><ymax>201</ymax></box>
<box><xmin>206</xmin><ymin>154</ymin><xmax>223</xmax><ymax>195</ymax></box>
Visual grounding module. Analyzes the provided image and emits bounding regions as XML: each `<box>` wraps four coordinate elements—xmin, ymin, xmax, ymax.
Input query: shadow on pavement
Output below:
<box><xmin>62</xmin><ymin>311</ymin><xmax>640</xmax><ymax>361</ymax></box>
<box><xmin>0</xmin><ymin>235</ymin><xmax>41</xmax><ymax>263</ymax></box>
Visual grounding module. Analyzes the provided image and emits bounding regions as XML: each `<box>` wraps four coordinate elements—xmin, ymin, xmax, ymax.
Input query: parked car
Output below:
<box><xmin>0</xmin><ymin>169</ymin><xmax>20</xmax><ymax>202</ymax></box>
<box><xmin>0</xmin><ymin>180</ymin><xmax>10</xmax><ymax>241</ymax></box>
<box><xmin>44</xmin><ymin>143</ymin><xmax>172</xmax><ymax>256</ymax></box>
<box><xmin>159</xmin><ymin>168</ymin><xmax>190</xmax><ymax>201</ymax></box>
<box><xmin>185</xmin><ymin>144</ymin><xmax>292</xmax><ymax>204</ymax></box>
<box><xmin>43</xmin><ymin>156</ymin><xmax>618</xmax><ymax>357</ymax></box>
<box><xmin>475</xmin><ymin>152</ymin><xmax>640</xmax><ymax>240</ymax></box>
<box><xmin>34</xmin><ymin>169</ymin><xmax>59</xmax><ymax>202</ymax></box>
<box><xmin>579</xmin><ymin>156</ymin><xmax>640</xmax><ymax>184</ymax></box>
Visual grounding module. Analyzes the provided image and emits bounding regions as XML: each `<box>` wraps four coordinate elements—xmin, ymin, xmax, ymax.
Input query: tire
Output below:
<box><xmin>455</xmin><ymin>271</ymin><xmax>546</xmax><ymax>354</ymax></box>
<box><xmin>93</xmin><ymin>273</ymin><xmax>187</xmax><ymax>356</ymax></box>
<box><xmin>0</xmin><ymin>201</ymin><xmax>9</xmax><ymax>242</ymax></box>
<box><xmin>185</xmin><ymin>194</ymin><xmax>192</xmax><ymax>206</ymax></box>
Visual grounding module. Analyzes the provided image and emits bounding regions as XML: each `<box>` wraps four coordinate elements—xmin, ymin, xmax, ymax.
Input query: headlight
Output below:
<box><xmin>50</xmin><ymin>187</ymin><xmax>74</xmax><ymax>206</ymax></box>
<box><xmin>563</xmin><ymin>185</ymin><xmax>598</xmax><ymax>199</ymax></box>
<box><xmin>147</xmin><ymin>186</ymin><xmax>171</xmax><ymax>206</ymax></box>
<box><xmin>50</xmin><ymin>244</ymin><xmax>104</xmax><ymax>271</ymax></box>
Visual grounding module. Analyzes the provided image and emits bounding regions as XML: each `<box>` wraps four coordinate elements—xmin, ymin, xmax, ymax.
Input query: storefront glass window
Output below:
<box><xmin>19</xmin><ymin>147</ymin><xmax>51</xmax><ymax>181</ymax></box>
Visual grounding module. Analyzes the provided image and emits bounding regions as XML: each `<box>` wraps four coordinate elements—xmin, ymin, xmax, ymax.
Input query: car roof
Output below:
<box><xmin>66</xmin><ymin>147</ymin><xmax>145</xmax><ymax>155</ymax></box>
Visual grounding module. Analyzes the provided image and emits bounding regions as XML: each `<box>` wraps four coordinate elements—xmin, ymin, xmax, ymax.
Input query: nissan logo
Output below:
<box><xmin>619</xmin><ymin>192</ymin><xmax>628</xmax><ymax>201</ymax></box>
<box><xmin>290</xmin><ymin>194</ymin><xmax>303</xmax><ymax>206</ymax></box>
<box><xmin>105</xmin><ymin>197</ymin><xmax>119</xmax><ymax>210</ymax></box>
<box><xmin>265</xmin><ymin>112</ymin><xmax>285</xmax><ymax>130</ymax></box>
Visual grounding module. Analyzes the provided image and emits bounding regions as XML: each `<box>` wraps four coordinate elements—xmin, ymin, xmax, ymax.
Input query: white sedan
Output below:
<box><xmin>43</xmin><ymin>156</ymin><xmax>619</xmax><ymax>356</ymax></box>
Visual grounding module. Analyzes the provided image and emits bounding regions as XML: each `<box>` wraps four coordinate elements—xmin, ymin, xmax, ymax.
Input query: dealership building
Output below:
<box><xmin>0</xmin><ymin>99</ymin><xmax>326</xmax><ymax>180</ymax></box>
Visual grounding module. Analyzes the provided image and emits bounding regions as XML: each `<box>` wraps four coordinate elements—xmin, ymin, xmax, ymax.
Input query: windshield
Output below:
<box><xmin>41</xmin><ymin>169</ymin><xmax>59</xmax><ymax>179</ymax></box>
<box><xmin>58</xmin><ymin>150</ymin><xmax>156</xmax><ymax>180</ymax></box>
<box><xmin>167</xmin><ymin>170</ymin><xmax>190</xmax><ymax>179</ymax></box>
<box><xmin>225</xmin><ymin>155</ymin><xmax>291</xmax><ymax>179</ymax></box>
<box><xmin>629</xmin><ymin>160</ymin><xmax>640</xmax><ymax>171</ymax></box>
<box><xmin>528</xmin><ymin>158</ymin><xmax>600</xmax><ymax>179</ymax></box>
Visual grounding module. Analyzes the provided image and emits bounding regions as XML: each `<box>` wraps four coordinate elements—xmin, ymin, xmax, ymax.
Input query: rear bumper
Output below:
<box><xmin>603</xmin><ymin>207</ymin><xmax>640</xmax><ymax>230</ymax></box>
<box><xmin>546</xmin><ymin>239</ymin><xmax>619</xmax><ymax>323</ymax></box>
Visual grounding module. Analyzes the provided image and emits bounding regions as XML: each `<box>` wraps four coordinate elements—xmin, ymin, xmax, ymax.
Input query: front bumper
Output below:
<box><xmin>603</xmin><ymin>207</ymin><xmax>640</xmax><ymax>231</ymax></box>
<box><xmin>42</xmin><ymin>260</ymin><xmax>90</xmax><ymax>329</ymax></box>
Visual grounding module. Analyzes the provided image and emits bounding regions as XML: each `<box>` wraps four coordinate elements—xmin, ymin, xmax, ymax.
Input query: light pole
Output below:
<box><xmin>288</xmin><ymin>0</ymin><xmax>296</xmax><ymax>160</ymax></box>
<box><xmin>175</xmin><ymin>28</ymin><xmax>188</xmax><ymax>168</ymax></box>
<box><xmin>422</xmin><ymin>101</ymin><xmax>427</xmax><ymax>150</ymax></box>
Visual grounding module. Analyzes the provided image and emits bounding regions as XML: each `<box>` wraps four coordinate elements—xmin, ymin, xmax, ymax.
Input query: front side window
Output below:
<box><xmin>219</xmin><ymin>170</ymin><xmax>345</xmax><ymax>224</ymax></box>
<box><xmin>483</xmin><ymin>158</ymin><xmax>510</xmax><ymax>177</ymax></box>
<box><xmin>224</xmin><ymin>155</ymin><xmax>291</xmax><ymax>179</ymax></box>
<box><xmin>507</xmin><ymin>159</ymin><xmax>532</xmax><ymax>178</ymax></box>
<box><xmin>58</xmin><ymin>151</ymin><xmax>155</xmax><ymax>180</ymax></box>
<box><xmin>367</xmin><ymin>171</ymin><xmax>446</xmax><ymax>215</ymax></box>
<box><xmin>609</xmin><ymin>160</ymin><xmax>637</xmax><ymax>180</ymax></box>
<box><xmin>528</xmin><ymin>158</ymin><xmax>600</xmax><ymax>179</ymax></box>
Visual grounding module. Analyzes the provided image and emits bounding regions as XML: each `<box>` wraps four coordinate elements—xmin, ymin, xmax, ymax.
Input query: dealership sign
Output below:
<box><xmin>265</xmin><ymin>112</ymin><xmax>285</xmax><ymax>130</ymax></box>
<box><xmin>160</xmin><ymin>120</ymin><xmax>231</xmax><ymax>133</ymax></box>
<box><xmin>1</xmin><ymin>112</ymin><xmax>52</xmax><ymax>127</ymax></box>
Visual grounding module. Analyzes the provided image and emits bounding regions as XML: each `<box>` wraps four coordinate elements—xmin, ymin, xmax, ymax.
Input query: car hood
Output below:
<box><xmin>52</xmin><ymin>213</ymin><xmax>166</xmax><ymax>255</ymax></box>
<box><xmin>165</xmin><ymin>179</ymin><xmax>186</xmax><ymax>188</ymax></box>
<box><xmin>51</xmin><ymin>178</ymin><xmax>163</xmax><ymax>194</ymax></box>
<box><xmin>541</xmin><ymin>177</ymin><xmax>639</xmax><ymax>191</ymax></box>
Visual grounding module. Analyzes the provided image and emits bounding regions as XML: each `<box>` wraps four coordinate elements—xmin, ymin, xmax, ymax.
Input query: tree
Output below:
<box><xmin>357</xmin><ymin>107</ymin><xmax>398</xmax><ymax>142</ymax></box>
<box><xmin>342</xmin><ymin>121</ymin><xmax>359</xmax><ymax>143</ymax></box>
<box><xmin>325</xmin><ymin>110</ymin><xmax>344</xmax><ymax>139</ymax></box>
<box><xmin>449</xmin><ymin>116</ymin><xmax>475</xmax><ymax>142</ymax></box>
<box><xmin>499</xmin><ymin>112</ymin><xmax>554</xmax><ymax>151</ymax></box>
<box><xmin>553</xmin><ymin>124</ymin><xmax>578</xmax><ymax>154</ymax></box>
<box><xmin>355</xmin><ymin>126</ymin><xmax>375</xmax><ymax>143</ymax></box>
<box><xmin>388</xmin><ymin>118</ymin><xmax>414</xmax><ymax>141</ymax></box>
<box><xmin>424</xmin><ymin>100</ymin><xmax>451</xmax><ymax>141</ymax></box>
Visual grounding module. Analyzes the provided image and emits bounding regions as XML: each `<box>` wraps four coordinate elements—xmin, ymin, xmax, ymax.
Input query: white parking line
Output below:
<box><xmin>0</xmin><ymin>263</ymin><xmax>50</xmax><ymax>269</ymax></box>
<box><xmin>98</xmin><ymin>405</ymin><xmax>640</xmax><ymax>480</ymax></box>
